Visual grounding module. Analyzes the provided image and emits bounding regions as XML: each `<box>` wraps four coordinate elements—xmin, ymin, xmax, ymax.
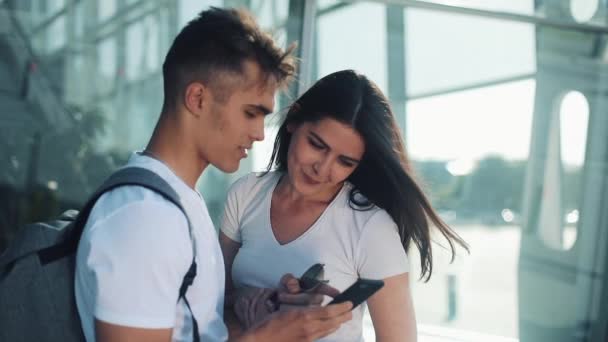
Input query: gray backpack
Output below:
<box><xmin>0</xmin><ymin>167</ymin><xmax>200</xmax><ymax>342</ymax></box>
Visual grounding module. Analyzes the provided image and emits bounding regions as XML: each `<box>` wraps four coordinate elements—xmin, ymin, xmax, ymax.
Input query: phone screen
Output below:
<box><xmin>328</xmin><ymin>278</ymin><xmax>384</xmax><ymax>309</ymax></box>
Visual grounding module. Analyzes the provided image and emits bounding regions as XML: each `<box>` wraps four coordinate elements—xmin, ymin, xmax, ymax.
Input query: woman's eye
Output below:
<box><xmin>340</xmin><ymin>160</ymin><xmax>355</xmax><ymax>168</ymax></box>
<box><xmin>245</xmin><ymin>111</ymin><xmax>256</xmax><ymax>118</ymax></box>
<box><xmin>308</xmin><ymin>138</ymin><xmax>324</xmax><ymax>150</ymax></box>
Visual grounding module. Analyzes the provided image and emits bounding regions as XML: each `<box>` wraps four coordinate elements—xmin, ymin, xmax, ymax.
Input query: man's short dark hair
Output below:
<box><xmin>162</xmin><ymin>7</ymin><xmax>296</xmax><ymax>108</ymax></box>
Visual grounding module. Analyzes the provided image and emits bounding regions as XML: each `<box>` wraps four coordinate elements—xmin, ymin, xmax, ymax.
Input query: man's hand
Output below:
<box><xmin>232</xmin><ymin>273</ymin><xmax>342</xmax><ymax>330</ymax></box>
<box><xmin>236</xmin><ymin>301</ymin><xmax>353</xmax><ymax>342</ymax></box>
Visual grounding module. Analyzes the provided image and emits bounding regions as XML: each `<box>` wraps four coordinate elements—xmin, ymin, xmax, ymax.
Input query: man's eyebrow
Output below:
<box><xmin>247</xmin><ymin>104</ymin><xmax>273</xmax><ymax>116</ymax></box>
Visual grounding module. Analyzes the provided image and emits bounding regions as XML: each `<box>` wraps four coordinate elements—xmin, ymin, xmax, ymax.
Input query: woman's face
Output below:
<box><xmin>285</xmin><ymin>117</ymin><xmax>365</xmax><ymax>198</ymax></box>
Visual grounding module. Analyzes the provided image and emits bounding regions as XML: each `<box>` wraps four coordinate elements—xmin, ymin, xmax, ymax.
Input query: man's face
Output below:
<box><xmin>199</xmin><ymin>62</ymin><xmax>277</xmax><ymax>173</ymax></box>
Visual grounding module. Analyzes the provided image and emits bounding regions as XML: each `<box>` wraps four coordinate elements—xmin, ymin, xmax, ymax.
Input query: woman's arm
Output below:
<box><xmin>219</xmin><ymin>231</ymin><xmax>242</xmax><ymax>298</ymax></box>
<box><xmin>219</xmin><ymin>232</ymin><xmax>244</xmax><ymax>339</ymax></box>
<box><xmin>367</xmin><ymin>273</ymin><xmax>417</xmax><ymax>342</ymax></box>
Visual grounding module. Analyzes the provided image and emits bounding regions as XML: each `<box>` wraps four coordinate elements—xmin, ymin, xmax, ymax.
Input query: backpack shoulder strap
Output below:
<box><xmin>78</xmin><ymin>166</ymin><xmax>191</xmax><ymax>234</ymax></box>
<box><xmin>38</xmin><ymin>167</ymin><xmax>197</xmax><ymax>261</ymax></box>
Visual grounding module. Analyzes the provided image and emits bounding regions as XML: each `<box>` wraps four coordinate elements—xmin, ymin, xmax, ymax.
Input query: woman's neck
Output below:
<box><xmin>274</xmin><ymin>173</ymin><xmax>343</xmax><ymax>207</ymax></box>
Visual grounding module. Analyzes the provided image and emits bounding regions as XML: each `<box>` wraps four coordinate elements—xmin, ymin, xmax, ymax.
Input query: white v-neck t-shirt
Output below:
<box><xmin>221</xmin><ymin>172</ymin><xmax>409</xmax><ymax>342</ymax></box>
<box><xmin>75</xmin><ymin>152</ymin><xmax>228</xmax><ymax>341</ymax></box>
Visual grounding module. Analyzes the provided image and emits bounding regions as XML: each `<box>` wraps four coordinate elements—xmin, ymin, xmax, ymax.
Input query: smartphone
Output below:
<box><xmin>328</xmin><ymin>278</ymin><xmax>384</xmax><ymax>309</ymax></box>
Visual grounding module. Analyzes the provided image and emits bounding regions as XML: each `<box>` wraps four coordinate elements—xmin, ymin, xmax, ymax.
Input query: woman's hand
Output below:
<box><xmin>276</xmin><ymin>273</ymin><xmax>340</xmax><ymax>309</ymax></box>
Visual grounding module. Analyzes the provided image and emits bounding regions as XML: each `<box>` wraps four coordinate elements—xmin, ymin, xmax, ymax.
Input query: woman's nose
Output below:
<box><xmin>312</xmin><ymin>156</ymin><xmax>332</xmax><ymax>179</ymax></box>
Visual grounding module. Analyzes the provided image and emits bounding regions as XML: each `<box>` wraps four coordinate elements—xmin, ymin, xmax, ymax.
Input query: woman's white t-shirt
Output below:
<box><xmin>221</xmin><ymin>172</ymin><xmax>409</xmax><ymax>342</ymax></box>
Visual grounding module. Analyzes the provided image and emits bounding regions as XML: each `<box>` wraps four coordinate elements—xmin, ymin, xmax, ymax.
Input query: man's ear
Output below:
<box><xmin>183</xmin><ymin>82</ymin><xmax>207</xmax><ymax>118</ymax></box>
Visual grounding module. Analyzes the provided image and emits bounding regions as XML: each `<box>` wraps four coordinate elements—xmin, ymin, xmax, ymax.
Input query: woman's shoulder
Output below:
<box><xmin>334</xmin><ymin>185</ymin><xmax>394</xmax><ymax>231</ymax></box>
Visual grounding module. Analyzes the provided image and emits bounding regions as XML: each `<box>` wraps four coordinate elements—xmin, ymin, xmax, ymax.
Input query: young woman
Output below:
<box><xmin>220</xmin><ymin>70</ymin><xmax>468</xmax><ymax>341</ymax></box>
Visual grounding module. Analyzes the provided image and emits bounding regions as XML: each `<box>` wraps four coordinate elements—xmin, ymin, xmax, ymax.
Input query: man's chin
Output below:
<box><xmin>213</xmin><ymin>160</ymin><xmax>240</xmax><ymax>174</ymax></box>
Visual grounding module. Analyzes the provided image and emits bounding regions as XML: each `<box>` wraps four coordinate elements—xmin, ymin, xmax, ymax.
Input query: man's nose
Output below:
<box><xmin>251</xmin><ymin>121</ymin><xmax>265</xmax><ymax>142</ymax></box>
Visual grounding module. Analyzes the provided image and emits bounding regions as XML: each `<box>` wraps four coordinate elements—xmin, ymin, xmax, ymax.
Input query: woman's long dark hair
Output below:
<box><xmin>267</xmin><ymin>70</ymin><xmax>468</xmax><ymax>281</ymax></box>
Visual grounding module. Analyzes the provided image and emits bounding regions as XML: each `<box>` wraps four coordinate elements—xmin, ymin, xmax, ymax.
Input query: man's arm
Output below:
<box><xmin>81</xmin><ymin>199</ymin><xmax>192</xmax><ymax>341</ymax></box>
<box><xmin>95</xmin><ymin>320</ymin><xmax>172</xmax><ymax>342</ymax></box>
<box><xmin>234</xmin><ymin>301</ymin><xmax>353</xmax><ymax>342</ymax></box>
<box><xmin>219</xmin><ymin>231</ymin><xmax>246</xmax><ymax>339</ymax></box>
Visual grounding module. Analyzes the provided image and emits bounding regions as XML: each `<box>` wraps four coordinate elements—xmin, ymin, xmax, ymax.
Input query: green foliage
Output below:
<box><xmin>0</xmin><ymin>104</ymin><xmax>126</xmax><ymax>251</ymax></box>
<box><xmin>414</xmin><ymin>155</ymin><xmax>582</xmax><ymax>225</ymax></box>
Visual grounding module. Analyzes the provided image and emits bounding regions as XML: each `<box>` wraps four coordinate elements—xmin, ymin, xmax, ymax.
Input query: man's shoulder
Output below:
<box><xmin>86</xmin><ymin>185</ymin><xmax>189</xmax><ymax>235</ymax></box>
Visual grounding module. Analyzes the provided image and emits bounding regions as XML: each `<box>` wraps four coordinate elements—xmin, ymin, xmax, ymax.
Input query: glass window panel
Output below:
<box><xmin>317</xmin><ymin>2</ymin><xmax>387</xmax><ymax>91</ymax></box>
<box><xmin>536</xmin><ymin>90</ymin><xmax>589</xmax><ymax>251</ymax></box>
<box><xmin>406</xmin><ymin>8</ymin><xmax>536</xmax><ymax>97</ymax></box>
<box><xmin>249</xmin><ymin>0</ymin><xmax>289</xmax><ymax>29</ymax></box>
<box><xmin>407</xmin><ymin>80</ymin><xmax>535</xmax><ymax>161</ymax></box>
<box><xmin>179</xmin><ymin>0</ymin><xmax>224</xmax><ymax>28</ymax></box>
<box><xmin>96</xmin><ymin>99</ymin><xmax>118</xmax><ymax>151</ymax></box>
<box><xmin>46</xmin><ymin>15</ymin><xmax>67</xmax><ymax>52</ymax></box>
<box><xmin>558</xmin><ymin>91</ymin><xmax>588</xmax><ymax>250</ymax></box>
<box><xmin>123</xmin><ymin>83</ymin><xmax>160</xmax><ymax>149</ymax></box>
<box><xmin>415</xmin><ymin>0</ymin><xmax>608</xmax><ymax>29</ymax></box>
<box><xmin>570</xmin><ymin>0</ymin><xmax>600</xmax><ymax>23</ymax></box>
<box><xmin>405</xmin><ymin>78</ymin><xmax>535</xmax><ymax>338</ymax></box>
<box><xmin>318</xmin><ymin>0</ymin><xmax>344</xmax><ymax>11</ymax></box>
<box><xmin>158</xmin><ymin>8</ymin><xmax>171</xmax><ymax>61</ymax></box>
<box><xmin>65</xmin><ymin>54</ymin><xmax>86</xmax><ymax>104</ymax></box>
<box><xmin>74</xmin><ymin>1</ymin><xmax>85</xmax><ymax>38</ymax></box>
<box><xmin>47</xmin><ymin>0</ymin><xmax>66</xmax><ymax>16</ymax></box>
<box><xmin>417</xmin><ymin>0</ymin><xmax>534</xmax><ymax>14</ymax></box>
<box><xmin>98</xmin><ymin>0</ymin><xmax>117</xmax><ymax>22</ymax></box>
<box><xmin>97</xmin><ymin>37</ymin><xmax>117</xmax><ymax>93</ymax></box>
<box><xmin>559</xmin><ymin>91</ymin><xmax>588</xmax><ymax>168</ymax></box>
<box><xmin>143</xmin><ymin>15</ymin><xmax>160</xmax><ymax>73</ymax></box>
<box><xmin>126</xmin><ymin>21</ymin><xmax>144</xmax><ymax>81</ymax></box>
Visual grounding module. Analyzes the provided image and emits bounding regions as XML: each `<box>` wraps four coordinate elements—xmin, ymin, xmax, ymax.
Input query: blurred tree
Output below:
<box><xmin>0</xmin><ymin>104</ymin><xmax>125</xmax><ymax>253</ymax></box>
<box><xmin>415</xmin><ymin>156</ymin><xmax>531</xmax><ymax>225</ymax></box>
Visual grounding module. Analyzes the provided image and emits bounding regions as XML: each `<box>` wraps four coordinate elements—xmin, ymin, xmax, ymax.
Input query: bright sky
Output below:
<box><xmin>406</xmin><ymin>79</ymin><xmax>535</xmax><ymax>161</ymax></box>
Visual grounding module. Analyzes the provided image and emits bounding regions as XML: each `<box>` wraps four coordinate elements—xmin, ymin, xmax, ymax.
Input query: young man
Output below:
<box><xmin>74</xmin><ymin>7</ymin><xmax>352</xmax><ymax>342</ymax></box>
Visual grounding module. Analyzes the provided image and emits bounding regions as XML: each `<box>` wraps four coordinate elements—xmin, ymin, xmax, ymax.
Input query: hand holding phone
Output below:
<box><xmin>328</xmin><ymin>278</ymin><xmax>384</xmax><ymax>309</ymax></box>
<box><xmin>299</xmin><ymin>263</ymin><xmax>329</xmax><ymax>293</ymax></box>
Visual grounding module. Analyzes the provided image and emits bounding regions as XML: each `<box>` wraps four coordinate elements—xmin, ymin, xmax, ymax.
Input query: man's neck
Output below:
<box><xmin>145</xmin><ymin>115</ymin><xmax>208</xmax><ymax>189</ymax></box>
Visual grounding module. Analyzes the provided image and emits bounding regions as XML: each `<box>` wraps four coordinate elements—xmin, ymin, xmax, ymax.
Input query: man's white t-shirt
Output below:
<box><xmin>221</xmin><ymin>172</ymin><xmax>409</xmax><ymax>342</ymax></box>
<box><xmin>75</xmin><ymin>152</ymin><xmax>228</xmax><ymax>341</ymax></box>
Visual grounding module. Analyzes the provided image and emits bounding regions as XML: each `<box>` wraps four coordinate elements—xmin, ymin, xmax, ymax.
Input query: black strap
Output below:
<box><xmin>39</xmin><ymin>167</ymin><xmax>196</xmax><ymax>260</ymax></box>
<box><xmin>37</xmin><ymin>167</ymin><xmax>200</xmax><ymax>341</ymax></box>
<box><xmin>179</xmin><ymin>260</ymin><xmax>200</xmax><ymax>342</ymax></box>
